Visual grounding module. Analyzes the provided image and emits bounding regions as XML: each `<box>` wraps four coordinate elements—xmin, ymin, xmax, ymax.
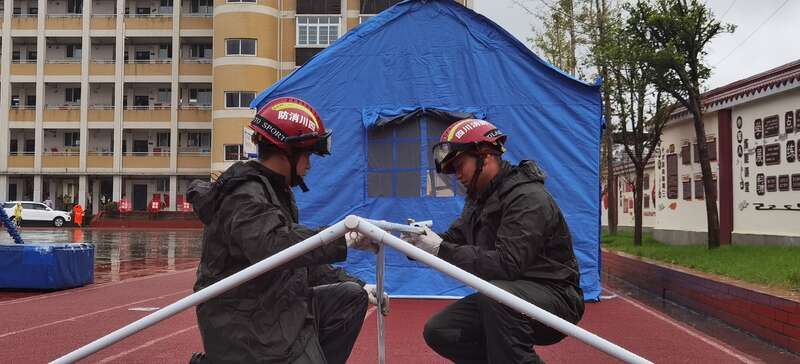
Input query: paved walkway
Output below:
<box><xmin>1</xmin><ymin>267</ymin><xmax>780</xmax><ymax>363</ymax></box>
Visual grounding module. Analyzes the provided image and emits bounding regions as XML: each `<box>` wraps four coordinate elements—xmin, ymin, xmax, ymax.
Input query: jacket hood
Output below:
<box><xmin>497</xmin><ymin>160</ymin><xmax>547</xmax><ymax>197</ymax></box>
<box><xmin>187</xmin><ymin>161</ymin><xmax>272</xmax><ymax>225</ymax></box>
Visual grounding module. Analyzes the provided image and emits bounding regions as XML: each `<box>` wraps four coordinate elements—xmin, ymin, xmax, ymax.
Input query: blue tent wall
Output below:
<box><xmin>251</xmin><ymin>0</ymin><xmax>602</xmax><ymax>300</ymax></box>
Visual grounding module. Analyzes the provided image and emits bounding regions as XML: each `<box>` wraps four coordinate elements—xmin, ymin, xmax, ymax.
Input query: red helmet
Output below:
<box><xmin>250</xmin><ymin>96</ymin><xmax>332</xmax><ymax>156</ymax></box>
<box><xmin>432</xmin><ymin>118</ymin><xmax>506</xmax><ymax>174</ymax></box>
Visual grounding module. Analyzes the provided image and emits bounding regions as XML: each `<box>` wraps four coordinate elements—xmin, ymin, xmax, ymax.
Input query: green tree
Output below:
<box><xmin>605</xmin><ymin>18</ymin><xmax>675</xmax><ymax>245</ymax></box>
<box><xmin>625</xmin><ymin>0</ymin><xmax>735</xmax><ymax>248</ymax></box>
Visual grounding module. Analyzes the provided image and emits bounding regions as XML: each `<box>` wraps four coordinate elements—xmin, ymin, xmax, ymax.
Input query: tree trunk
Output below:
<box><xmin>634</xmin><ymin>168</ymin><xmax>644</xmax><ymax>246</ymax></box>
<box><xmin>689</xmin><ymin>104</ymin><xmax>720</xmax><ymax>248</ymax></box>
<box><xmin>603</xmin><ymin>71</ymin><xmax>617</xmax><ymax>235</ymax></box>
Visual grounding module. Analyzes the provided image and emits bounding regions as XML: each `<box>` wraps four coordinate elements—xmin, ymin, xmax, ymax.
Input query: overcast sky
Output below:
<box><xmin>473</xmin><ymin>0</ymin><xmax>800</xmax><ymax>90</ymax></box>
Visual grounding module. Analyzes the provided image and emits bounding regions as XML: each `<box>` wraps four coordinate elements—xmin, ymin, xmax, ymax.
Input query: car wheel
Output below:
<box><xmin>53</xmin><ymin>217</ymin><xmax>65</xmax><ymax>227</ymax></box>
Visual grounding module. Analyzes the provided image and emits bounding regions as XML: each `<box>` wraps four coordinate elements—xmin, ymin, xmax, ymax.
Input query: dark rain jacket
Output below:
<box><xmin>187</xmin><ymin>160</ymin><xmax>362</xmax><ymax>363</ymax></box>
<box><xmin>438</xmin><ymin>160</ymin><xmax>582</xmax><ymax>292</ymax></box>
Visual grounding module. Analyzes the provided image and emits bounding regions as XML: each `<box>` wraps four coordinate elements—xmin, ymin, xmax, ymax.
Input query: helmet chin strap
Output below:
<box><xmin>467</xmin><ymin>153</ymin><xmax>485</xmax><ymax>199</ymax></box>
<box><xmin>287</xmin><ymin>152</ymin><xmax>310</xmax><ymax>192</ymax></box>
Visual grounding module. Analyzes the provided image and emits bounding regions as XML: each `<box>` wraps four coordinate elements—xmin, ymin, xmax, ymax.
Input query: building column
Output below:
<box><xmin>0</xmin><ymin>176</ymin><xmax>7</xmax><ymax>201</ymax></box>
<box><xmin>0</xmin><ymin>0</ymin><xmax>12</xmax><ymax>175</ymax></box>
<box><xmin>49</xmin><ymin>179</ymin><xmax>57</xmax><ymax>201</ymax></box>
<box><xmin>169</xmin><ymin>175</ymin><xmax>177</xmax><ymax>211</ymax></box>
<box><xmin>78</xmin><ymin>175</ymin><xmax>88</xmax><ymax>208</ymax></box>
<box><xmin>33</xmin><ymin>175</ymin><xmax>43</xmax><ymax>202</ymax></box>
<box><xmin>92</xmin><ymin>179</ymin><xmax>101</xmax><ymax>215</ymax></box>
<box><xmin>113</xmin><ymin>175</ymin><xmax>122</xmax><ymax>201</ymax></box>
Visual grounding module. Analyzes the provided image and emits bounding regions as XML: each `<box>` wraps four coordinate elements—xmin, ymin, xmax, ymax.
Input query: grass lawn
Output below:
<box><xmin>601</xmin><ymin>232</ymin><xmax>800</xmax><ymax>292</ymax></box>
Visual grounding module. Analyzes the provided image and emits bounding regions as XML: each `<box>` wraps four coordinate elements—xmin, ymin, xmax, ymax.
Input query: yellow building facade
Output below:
<box><xmin>0</xmin><ymin>0</ymin><xmax>473</xmax><ymax>213</ymax></box>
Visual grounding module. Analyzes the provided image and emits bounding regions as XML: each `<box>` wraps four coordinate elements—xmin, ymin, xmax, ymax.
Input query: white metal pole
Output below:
<box><xmin>364</xmin><ymin>218</ymin><xmax>429</xmax><ymax>235</ymax></box>
<box><xmin>51</xmin><ymin>221</ymin><xmax>349</xmax><ymax>364</ymax></box>
<box><xmin>376</xmin><ymin>243</ymin><xmax>386</xmax><ymax>364</ymax></box>
<box><xmin>351</xmin><ymin>216</ymin><xmax>652</xmax><ymax>364</ymax></box>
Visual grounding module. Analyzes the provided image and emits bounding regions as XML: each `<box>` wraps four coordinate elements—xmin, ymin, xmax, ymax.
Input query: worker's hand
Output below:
<box><xmin>345</xmin><ymin>231</ymin><xmax>380</xmax><ymax>254</ymax></box>
<box><xmin>399</xmin><ymin>231</ymin><xmax>422</xmax><ymax>245</ymax></box>
<box><xmin>363</xmin><ymin>284</ymin><xmax>390</xmax><ymax>315</ymax></box>
<box><xmin>413</xmin><ymin>226</ymin><xmax>442</xmax><ymax>255</ymax></box>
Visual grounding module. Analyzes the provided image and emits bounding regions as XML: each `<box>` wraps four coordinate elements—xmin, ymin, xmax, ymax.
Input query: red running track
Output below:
<box><xmin>0</xmin><ymin>268</ymin><xmax>761</xmax><ymax>363</ymax></box>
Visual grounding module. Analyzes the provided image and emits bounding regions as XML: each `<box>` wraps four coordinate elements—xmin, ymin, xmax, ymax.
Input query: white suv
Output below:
<box><xmin>2</xmin><ymin>201</ymin><xmax>72</xmax><ymax>227</ymax></box>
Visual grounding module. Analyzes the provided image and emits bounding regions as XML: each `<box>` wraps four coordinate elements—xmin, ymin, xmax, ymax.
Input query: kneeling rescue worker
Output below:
<box><xmin>187</xmin><ymin>96</ymin><xmax>381</xmax><ymax>363</ymax></box>
<box><xmin>403</xmin><ymin>118</ymin><xmax>585</xmax><ymax>363</ymax></box>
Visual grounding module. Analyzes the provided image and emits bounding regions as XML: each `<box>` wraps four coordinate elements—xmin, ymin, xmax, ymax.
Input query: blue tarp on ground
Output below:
<box><xmin>0</xmin><ymin>243</ymin><xmax>95</xmax><ymax>289</ymax></box>
<box><xmin>252</xmin><ymin>0</ymin><xmax>602</xmax><ymax>300</ymax></box>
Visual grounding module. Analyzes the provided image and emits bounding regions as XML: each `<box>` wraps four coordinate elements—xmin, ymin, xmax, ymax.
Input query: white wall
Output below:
<box><xmin>46</xmin><ymin>0</ymin><xmax>69</xmax><ymax>13</ymax></box>
<box><xmin>45</xmin><ymin>44</ymin><xmax>82</xmax><ymax>61</ymax></box>
<box><xmin>731</xmin><ymin>88</ymin><xmax>800</xmax><ymax>237</ymax></box>
<box><xmin>92</xmin><ymin>0</ymin><xmax>116</xmax><ymax>14</ymax></box>
<box><xmin>89</xmin><ymin>84</ymin><xmax>115</xmax><ymax>105</ymax></box>
<box><xmin>45</xmin><ymin>84</ymin><xmax>82</xmax><ymax>106</ymax></box>
<box><xmin>91</xmin><ymin>45</ymin><xmax>115</xmax><ymax>61</ymax></box>
<box><xmin>87</xmin><ymin>130</ymin><xmax>114</xmax><ymax>153</ymax></box>
<box><xmin>43</xmin><ymin>129</ymin><xmax>80</xmax><ymax>152</ymax></box>
<box><xmin>653</xmin><ymin>113</ymin><xmax>720</xmax><ymax>233</ymax></box>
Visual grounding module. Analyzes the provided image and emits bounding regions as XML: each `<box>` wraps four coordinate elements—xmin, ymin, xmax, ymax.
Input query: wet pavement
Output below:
<box><xmin>1</xmin><ymin>228</ymin><xmax>798</xmax><ymax>361</ymax></box>
<box><xmin>0</xmin><ymin>228</ymin><xmax>202</xmax><ymax>285</ymax></box>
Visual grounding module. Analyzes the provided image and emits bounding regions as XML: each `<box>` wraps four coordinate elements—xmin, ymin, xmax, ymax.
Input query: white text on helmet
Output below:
<box><xmin>277</xmin><ymin>110</ymin><xmax>318</xmax><ymax>133</ymax></box>
<box><xmin>454</xmin><ymin>120</ymin><xmax>489</xmax><ymax>139</ymax></box>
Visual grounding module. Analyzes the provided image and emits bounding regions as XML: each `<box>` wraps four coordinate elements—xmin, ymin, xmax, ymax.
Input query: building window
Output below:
<box><xmin>156</xmin><ymin>178</ymin><xmax>168</xmax><ymax>192</ymax></box>
<box><xmin>707</xmin><ymin>139</ymin><xmax>717</xmax><ymax>161</ymax></box>
<box><xmin>26</xmin><ymin>95</ymin><xmax>36</xmax><ymax>106</ymax></box>
<box><xmin>189</xmin><ymin>88</ymin><xmax>211</xmax><ymax>104</ymax></box>
<box><xmin>27</xmin><ymin>50</ymin><xmax>37</xmax><ymax>61</ymax></box>
<box><xmin>12</xmin><ymin>51</ymin><xmax>20</xmax><ymax>61</ymax></box>
<box><xmin>643</xmin><ymin>194</ymin><xmax>650</xmax><ymax>209</ymax></box>
<box><xmin>186</xmin><ymin>132</ymin><xmax>211</xmax><ymax>148</ymax></box>
<box><xmin>680</xmin><ymin>144</ymin><xmax>690</xmax><ymax>165</ymax></box>
<box><xmin>64</xmin><ymin>132</ymin><xmax>80</xmax><ymax>147</ymax></box>
<box><xmin>157</xmin><ymin>132</ymin><xmax>170</xmax><ymax>147</ymax></box>
<box><xmin>682</xmin><ymin>179</ymin><xmax>691</xmax><ymax>200</ymax></box>
<box><xmin>360</xmin><ymin>0</ymin><xmax>402</xmax><ymax>14</ymax></box>
<box><xmin>25</xmin><ymin>139</ymin><xmax>35</xmax><ymax>154</ymax></box>
<box><xmin>66</xmin><ymin>44</ymin><xmax>82</xmax><ymax>59</ymax></box>
<box><xmin>295</xmin><ymin>48</ymin><xmax>323</xmax><ymax>66</ymax></box>
<box><xmin>189</xmin><ymin>44</ymin><xmax>212</xmax><ymax>58</ymax></box>
<box><xmin>67</xmin><ymin>0</ymin><xmax>83</xmax><ymax>14</ymax></box>
<box><xmin>10</xmin><ymin>139</ymin><xmax>19</xmax><ymax>155</ymax></box>
<box><xmin>296</xmin><ymin>16</ymin><xmax>341</xmax><ymax>47</ymax></box>
<box><xmin>224</xmin><ymin>91</ymin><xmax>255</xmax><ymax>109</ymax></box>
<box><xmin>694</xmin><ymin>178</ymin><xmax>704</xmax><ymax>199</ymax></box>
<box><xmin>224</xmin><ymin>144</ymin><xmax>247</xmax><ymax>161</ymax></box>
<box><xmin>643</xmin><ymin>173</ymin><xmax>650</xmax><ymax>190</ymax></box>
<box><xmin>65</xmin><ymin>87</ymin><xmax>81</xmax><ymax>103</ymax></box>
<box><xmin>297</xmin><ymin>0</ymin><xmax>340</xmax><ymax>14</ymax></box>
<box><xmin>666</xmin><ymin>154</ymin><xmax>678</xmax><ymax>199</ymax></box>
<box><xmin>10</xmin><ymin>95</ymin><xmax>20</xmax><ymax>107</ymax></box>
<box><xmin>225</xmin><ymin>39</ymin><xmax>256</xmax><ymax>56</ymax></box>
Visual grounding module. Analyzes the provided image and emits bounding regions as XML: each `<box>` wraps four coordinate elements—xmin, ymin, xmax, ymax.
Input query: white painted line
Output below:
<box><xmin>0</xmin><ymin>268</ymin><xmax>195</xmax><ymax>306</ymax></box>
<box><xmin>0</xmin><ymin>290</ymin><xmax>190</xmax><ymax>339</ymax></box>
<box><xmin>96</xmin><ymin>306</ymin><xmax>379</xmax><ymax>363</ymax></box>
<box><xmin>128</xmin><ymin>307</ymin><xmax>160</xmax><ymax>312</ymax></box>
<box><xmin>604</xmin><ymin>287</ymin><xmax>760</xmax><ymax>364</ymax></box>
<box><xmin>96</xmin><ymin>325</ymin><xmax>198</xmax><ymax>363</ymax></box>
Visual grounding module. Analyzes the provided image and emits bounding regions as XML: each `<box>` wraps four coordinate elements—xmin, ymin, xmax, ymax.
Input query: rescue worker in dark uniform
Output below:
<box><xmin>403</xmin><ymin>119</ymin><xmax>585</xmax><ymax>363</ymax></box>
<box><xmin>187</xmin><ymin>97</ymin><xmax>383</xmax><ymax>363</ymax></box>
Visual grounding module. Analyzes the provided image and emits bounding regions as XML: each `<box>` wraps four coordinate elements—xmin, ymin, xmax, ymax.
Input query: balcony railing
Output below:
<box><xmin>44</xmin><ymin>105</ymin><xmax>81</xmax><ymax>122</ymax></box>
<box><xmin>122</xmin><ymin>151</ymin><xmax>170</xmax><ymax>168</ymax></box>
<box><xmin>11</xmin><ymin>59</ymin><xmax>37</xmax><ymax>64</ymax></box>
<box><xmin>126</xmin><ymin>59</ymin><xmax>172</xmax><ymax>64</ymax></box>
<box><xmin>42</xmin><ymin>150</ymin><xmax>81</xmax><ymax>168</ymax></box>
<box><xmin>181</xmin><ymin>58</ymin><xmax>211</xmax><ymax>64</ymax></box>
<box><xmin>178</xmin><ymin>104</ymin><xmax>211</xmax><ymax>110</ymax></box>
<box><xmin>91</xmin><ymin>59</ymin><xmax>116</xmax><ymax>64</ymax></box>
<box><xmin>87</xmin><ymin>150</ymin><xmax>114</xmax><ymax>168</ymax></box>
<box><xmin>125</xmin><ymin>105</ymin><xmax>171</xmax><ymax>110</ymax></box>
<box><xmin>46</xmin><ymin>59</ymin><xmax>81</xmax><ymax>64</ymax></box>
<box><xmin>10</xmin><ymin>105</ymin><xmax>37</xmax><ymax>110</ymax></box>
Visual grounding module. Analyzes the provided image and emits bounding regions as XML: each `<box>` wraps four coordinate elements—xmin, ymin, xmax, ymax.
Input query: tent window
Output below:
<box><xmin>367</xmin><ymin>120</ymin><xmax>420</xmax><ymax>197</ymax></box>
<box><xmin>366</xmin><ymin>115</ymin><xmax>463</xmax><ymax>198</ymax></box>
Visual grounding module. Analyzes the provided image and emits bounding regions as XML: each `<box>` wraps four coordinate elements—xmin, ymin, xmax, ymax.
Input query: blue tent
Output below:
<box><xmin>252</xmin><ymin>0</ymin><xmax>602</xmax><ymax>300</ymax></box>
